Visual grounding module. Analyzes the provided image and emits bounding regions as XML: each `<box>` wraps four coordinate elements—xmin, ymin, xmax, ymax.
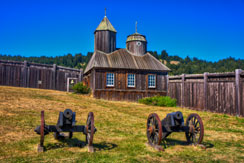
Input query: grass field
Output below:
<box><xmin>0</xmin><ymin>86</ymin><xmax>243</xmax><ymax>162</ymax></box>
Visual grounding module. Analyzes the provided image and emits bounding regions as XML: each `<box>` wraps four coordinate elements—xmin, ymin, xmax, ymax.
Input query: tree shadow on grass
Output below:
<box><xmin>45</xmin><ymin>138</ymin><xmax>117</xmax><ymax>152</ymax></box>
<box><xmin>162</xmin><ymin>138</ymin><xmax>214</xmax><ymax>149</ymax></box>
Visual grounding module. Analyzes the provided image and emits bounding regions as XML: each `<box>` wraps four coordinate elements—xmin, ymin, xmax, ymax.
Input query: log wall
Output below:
<box><xmin>0</xmin><ymin>60</ymin><xmax>83</xmax><ymax>91</ymax></box>
<box><xmin>168</xmin><ymin>70</ymin><xmax>244</xmax><ymax>117</ymax></box>
<box><xmin>89</xmin><ymin>69</ymin><xmax>168</xmax><ymax>101</ymax></box>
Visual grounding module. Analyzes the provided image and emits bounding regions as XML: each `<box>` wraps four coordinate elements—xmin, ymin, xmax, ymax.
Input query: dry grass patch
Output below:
<box><xmin>0</xmin><ymin>86</ymin><xmax>243</xmax><ymax>162</ymax></box>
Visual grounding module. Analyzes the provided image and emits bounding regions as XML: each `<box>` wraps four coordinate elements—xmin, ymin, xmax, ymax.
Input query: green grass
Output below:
<box><xmin>0</xmin><ymin>86</ymin><xmax>243</xmax><ymax>162</ymax></box>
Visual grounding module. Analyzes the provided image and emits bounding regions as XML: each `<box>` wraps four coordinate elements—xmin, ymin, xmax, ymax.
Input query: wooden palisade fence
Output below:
<box><xmin>0</xmin><ymin>60</ymin><xmax>83</xmax><ymax>91</ymax></box>
<box><xmin>168</xmin><ymin>69</ymin><xmax>244</xmax><ymax>117</ymax></box>
<box><xmin>1</xmin><ymin>59</ymin><xmax>243</xmax><ymax>117</ymax></box>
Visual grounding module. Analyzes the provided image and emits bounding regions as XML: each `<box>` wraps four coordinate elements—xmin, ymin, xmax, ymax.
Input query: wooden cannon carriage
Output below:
<box><xmin>146</xmin><ymin>111</ymin><xmax>204</xmax><ymax>151</ymax></box>
<box><xmin>34</xmin><ymin>109</ymin><xmax>96</xmax><ymax>152</ymax></box>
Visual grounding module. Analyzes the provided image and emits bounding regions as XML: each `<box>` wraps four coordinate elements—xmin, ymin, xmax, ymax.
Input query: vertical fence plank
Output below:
<box><xmin>181</xmin><ymin>74</ymin><xmax>185</xmax><ymax>107</ymax></box>
<box><xmin>23</xmin><ymin>61</ymin><xmax>28</xmax><ymax>87</ymax></box>
<box><xmin>26</xmin><ymin>61</ymin><xmax>30</xmax><ymax>87</ymax></box>
<box><xmin>79</xmin><ymin>69</ymin><xmax>83</xmax><ymax>82</ymax></box>
<box><xmin>204</xmin><ymin>72</ymin><xmax>208</xmax><ymax>111</ymax></box>
<box><xmin>235</xmin><ymin>69</ymin><xmax>242</xmax><ymax>116</ymax></box>
<box><xmin>166</xmin><ymin>74</ymin><xmax>169</xmax><ymax>96</ymax></box>
<box><xmin>241</xmin><ymin>74</ymin><xmax>244</xmax><ymax>117</ymax></box>
<box><xmin>52</xmin><ymin>64</ymin><xmax>57</xmax><ymax>90</ymax></box>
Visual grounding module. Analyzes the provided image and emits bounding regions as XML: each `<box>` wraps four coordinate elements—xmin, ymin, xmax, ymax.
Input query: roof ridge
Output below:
<box><xmin>84</xmin><ymin>51</ymin><xmax>97</xmax><ymax>74</ymax></box>
<box><xmin>131</xmin><ymin>54</ymin><xmax>139</xmax><ymax>69</ymax></box>
<box><xmin>147</xmin><ymin>52</ymin><xmax>171</xmax><ymax>71</ymax></box>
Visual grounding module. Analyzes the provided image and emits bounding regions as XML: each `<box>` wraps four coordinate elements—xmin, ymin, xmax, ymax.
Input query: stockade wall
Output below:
<box><xmin>0</xmin><ymin>60</ymin><xmax>83</xmax><ymax>91</ymax></box>
<box><xmin>168</xmin><ymin>69</ymin><xmax>244</xmax><ymax>117</ymax></box>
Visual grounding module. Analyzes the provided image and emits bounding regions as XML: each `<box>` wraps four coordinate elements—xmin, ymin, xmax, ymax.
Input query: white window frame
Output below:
<box><xmin>106</xmin><ymin>73</ymin><xmax>114</xmax><ymax>87</ymax></box>
<box><xmin>127</xmin><ymin>73</ymin><xmax>135</xmax><ymax>88</ymax></box>
<box><xmin>148</xmin><ymin>74</ymin><xmax>156</xmax><ymax>88</ymax></box>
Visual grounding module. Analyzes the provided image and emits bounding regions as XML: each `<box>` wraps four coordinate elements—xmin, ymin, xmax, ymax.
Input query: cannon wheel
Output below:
<box><xmin>147</xmin><ymin>113</ymin><xmax>162</xmax><ymax>145</ymax></box>
<box><xmin>39</xmin><ymin>111</ymin><xmax>45</xmax><ymax>151</ymax></box>
<box><xmin>185</xmin><ymin>113</ymin><xmax>204</xmax><ymax>145</ymax></box>
<box><xmin>86</xmin><ymin>112</ymin><xmax>94</xmax><ymax>146</ymax></box>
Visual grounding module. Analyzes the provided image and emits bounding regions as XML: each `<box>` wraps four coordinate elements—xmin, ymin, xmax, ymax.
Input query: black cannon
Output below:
<box><xmin>146</xmin><ymin>111</ymin><xmax>204</xmax><ymax>150</ymax></box>
<box><xmin>34</xmin><ymin>109</ymin><xmax>96</xmax><ymax>152</ymax></box>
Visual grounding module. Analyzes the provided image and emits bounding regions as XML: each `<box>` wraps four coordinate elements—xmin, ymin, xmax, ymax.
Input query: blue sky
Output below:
<box><xmin>0</xmin><ymin>0</ymin><xmax>243</xmax><ymax>61</ymax></box>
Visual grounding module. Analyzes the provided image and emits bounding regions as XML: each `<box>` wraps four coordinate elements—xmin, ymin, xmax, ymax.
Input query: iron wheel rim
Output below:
<box><xmin>185</xmin><ymin>113</ymin><xmax>204</xmax><ymax>145</ymax></box>
<box><xmin>146</xmin><ymin>113</ymin><xmax>162</xmax><ymax>145</ymax></box>
<box><xmin>86</xmin><ymin>112</ymin><xmax>94</xmax><ymax>146</ymax></box>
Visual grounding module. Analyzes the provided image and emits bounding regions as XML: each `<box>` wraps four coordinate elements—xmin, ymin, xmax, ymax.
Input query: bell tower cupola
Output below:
<box><xmin>94</xmin><ymin>9</ymin><xmax>117</xmax><ymax>53</ymax></box>
<box><xmin>126</xmin><ymin>21</ymin><xmax>147</xmax><ymax>56</ymax></box>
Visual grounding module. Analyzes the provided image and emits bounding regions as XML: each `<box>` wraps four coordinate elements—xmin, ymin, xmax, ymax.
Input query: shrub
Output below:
<box><xmin>138</xmin><ymin>96</ymin><xmax>177</xmax><ymax>107</ymax></box>
<box><xmin>72</xmin><ymin>82</ymin><xmax>90</xmax><ymax>94</ymax></box>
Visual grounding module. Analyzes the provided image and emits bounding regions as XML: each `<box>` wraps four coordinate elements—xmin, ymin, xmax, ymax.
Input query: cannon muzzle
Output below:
<box><xmin>64</xmin><ymin>109</ymin><xmax>73</xmax><ymax>119</ymax></box>
<box><xmin>173</xmin><ymin>111</ymin><xmax>183</xmax><ymax>120</ymax></box>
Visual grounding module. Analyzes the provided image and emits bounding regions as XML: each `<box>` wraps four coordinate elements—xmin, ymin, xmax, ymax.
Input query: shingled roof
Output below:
<box><xmin>84</xmin><ymin>49</ymin><xmax>170</xmax><ymax>74</ymax></box>
<box><xmin>126</xmin><ymin>32</ymin><xmax>147</xmax><ymax>42</ymax></box>
<box><xmin>95</xmin><ymin>16</ymin><xmax>117</xmax><ymax>33</ymax></box>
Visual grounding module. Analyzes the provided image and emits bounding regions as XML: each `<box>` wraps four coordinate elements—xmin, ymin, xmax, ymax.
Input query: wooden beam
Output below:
<box><xmin>23</xmin><ymin>60</ymin><xmax>28</xmax><ymax>87</ymax></box>
<box><xmin>92</xmin><ymin>69</ymin><xmax>96</xmax><ymax>94</ymax></box>
<box><xmin>166</xmin><ymin>73</ymin><xmax>169</xmax><ymax>96</ymax></box>
<box><xmin>235</xmin><ymin>69</ymin><xmax>242</xmax><ymax>116</ymax></box>
<box><xmin>181</xmin><ymin>74</ymin><xmax>185</xmax><ymax>107</ymax></box>
<box><xmin>52</xmin><ymin>64</ymin><xmax>57</xmax><ymax>90</ymax></box>
<box><xmin>79</xmin><ymin>69</ymin><xmax>83</xmax><ymax>82</ymax></box>
<box><xmin>204</xmin><ymin>72</ymin><xmax>208</xmax><ymax>111</ymax></box>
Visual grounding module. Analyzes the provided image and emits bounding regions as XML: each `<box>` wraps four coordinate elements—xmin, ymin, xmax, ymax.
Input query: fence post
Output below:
<box><xmin>181</xmin><ymin>74</ymin><xmax>185</xmax><ymax>107</ymax></box>
<box><xmin>235</xmin><ymin>69</ymin><xmax>242</xmax><ymax>116</ymax></box>
<box><xmin>79</xmin><ymin>69</ymin><xmax>83</xmax><ymax>82</ymax></box>
<box><xmin>166</xmin><ymin>73</ymin><xmax>169</xmax><ymax>96</ymax></box>
<box><xmin>52</xmin><ymin>64</ymin><xmax>57</xmax><ymax>90</ymax></box>
<box><xmin>204</xmin><ymin>72</ymin><xmax>208</xmax><ymax>111</ymax></box>
<box><xmin>23</xmin><ymin>60</ymin><xmax>30</xmax><ymax>87</ymax></box>
<box><xmin>23</xmin><ymin>61</ymin><xmax>28</xmax><ymax>87</ymax></box>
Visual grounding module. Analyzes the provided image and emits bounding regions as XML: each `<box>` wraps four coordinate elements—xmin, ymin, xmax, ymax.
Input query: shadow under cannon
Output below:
<box><xmin>162</xmin><ymin>138</ymin><xmax>214</xmax><ymax>149</ymax></box>
<box><xmin>45</xmin><ymin>139</ymin><xmax>117</xmax><ymax>152</ymax></box>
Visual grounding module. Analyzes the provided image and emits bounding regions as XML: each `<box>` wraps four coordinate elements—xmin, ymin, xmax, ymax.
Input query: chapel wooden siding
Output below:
<box><xmin>83</xmin><ymin>49</ymin><xmax>170</xmax><ymax>101</ymax></box>
<box><xmin>168</xmin><ymin>70</ymin><xmax>244</xmax><ymax>117</ymax></box>
<box><xmin>83</xmin><ymin>69</ymin><xmax>167</xmax><ymax>101</ymax></box>
<box><xmin>0</xmin><ymin>60</ymin><xmax>83</xmax><ymax>91</ymax></box>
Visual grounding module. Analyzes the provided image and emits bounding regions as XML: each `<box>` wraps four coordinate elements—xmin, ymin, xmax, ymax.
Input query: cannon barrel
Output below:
<box><xmin>173</xmin><ymin>111</ymin><xmax>183</xmax><ymax>120</ymax></box>
<box><xmin>63</xmin><ymin>109</ymin><xmax>73</xmax><ymax>119</ymax></box>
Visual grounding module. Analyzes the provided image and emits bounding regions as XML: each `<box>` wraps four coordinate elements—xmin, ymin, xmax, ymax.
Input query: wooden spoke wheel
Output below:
<box><xmin>86</xmin><ymin>112</ymin><xmax>94</xmax><ymax>146</ymax></box>
<box><xmin>185</xmin><ymin>113</ymin><xmax>204</xmax><ymax>145</ymax></box>
<box><xmin>147</xmin><ymin>113</ymin><xmax>162</xmax><ymax>145</ymax></box>
<box><xmin>40</xmin><ymin>111</ymin><xmax>45</xmax><ymax>147</ymax></box>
